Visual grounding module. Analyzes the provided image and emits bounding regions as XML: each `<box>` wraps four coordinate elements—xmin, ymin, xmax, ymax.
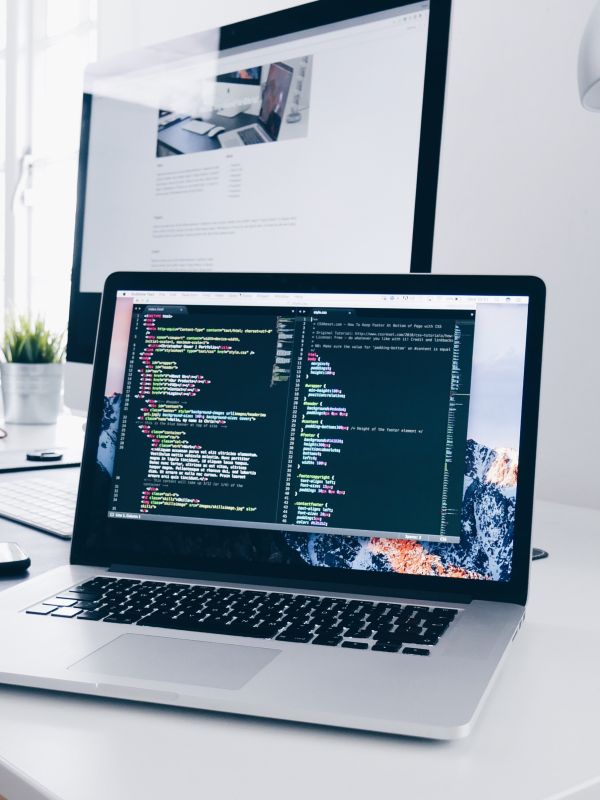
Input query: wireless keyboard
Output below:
<box><xmin>0</xmin><ymin>472</ymin><xmax>78</xmax><ymax>539</ymax></box>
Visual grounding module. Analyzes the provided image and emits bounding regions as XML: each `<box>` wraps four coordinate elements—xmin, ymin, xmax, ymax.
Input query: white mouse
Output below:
<box><xmin>207</xmin><ymin>126</ymin><xmax>226</xmax><ymax>138</ymax></box>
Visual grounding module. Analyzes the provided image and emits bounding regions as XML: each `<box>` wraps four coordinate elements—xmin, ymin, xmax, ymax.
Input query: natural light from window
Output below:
<box><xmin>2</xmin><ymin>0</ymin><xmax>97</xmax><ymax>338</ymax></box>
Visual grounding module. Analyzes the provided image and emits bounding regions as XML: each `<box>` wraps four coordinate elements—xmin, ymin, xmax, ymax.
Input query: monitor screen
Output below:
<box><xmin>68</xmin><ymin>1</ymin><xmax>451</xmax><ymax>364</ymax></box>
<box><xmin>85</xmin><ymin>286</ymin><xmax>528</xmax><ymax>585</ymax></box>
<box><xmin>216</xmin><ymin>66</ymin><xmax>262</xmax><ymax>85</ymax></box>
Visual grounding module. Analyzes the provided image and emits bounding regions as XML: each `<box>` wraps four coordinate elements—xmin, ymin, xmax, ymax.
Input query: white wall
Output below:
<box><xmin>434</xmin><ymin>0</ymin><xmax>600</xmax><ymax>510</ymax></box>
<box><xmin>97</xmin><ymin>0</ymin><xmax>600</xmax><ymax>510</ymax></box>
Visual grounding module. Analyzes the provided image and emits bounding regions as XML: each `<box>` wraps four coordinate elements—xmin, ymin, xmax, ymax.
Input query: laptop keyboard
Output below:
<box><xmin>26</xmin><ymin>577</ymin><xmax>459</xmax><ymax>655</ymax></box>
<box><xmin>239</xmin><ymin>127</ymin><xmax>265</xmax><ymax>145</ymax></box>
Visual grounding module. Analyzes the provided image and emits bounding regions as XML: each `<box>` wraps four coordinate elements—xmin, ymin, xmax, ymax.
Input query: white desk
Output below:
<box><xmin>0</xmin><ymin>414</ymin><xmax>82</xmax><ymax>592</ymax></box>
<box><xmin>0</xmin><ymin>413</ymin><xmax>84</xmax><ymax>459</ymax></box>
<box><xmin>0</xmin><ymin>420</ymin><xmax>599</xmax><ymax>799</ymax></box>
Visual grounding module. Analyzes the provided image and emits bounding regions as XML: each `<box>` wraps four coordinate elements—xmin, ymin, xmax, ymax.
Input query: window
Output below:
<box><xmin>2</xmin><ymin>0</ymin><xmax>97</xmax><ymax>333</ymax></box>
<box><xmin>1</xmin><ymin>0</ymin><xmax>8</xmax><ymax>317</ymax></box>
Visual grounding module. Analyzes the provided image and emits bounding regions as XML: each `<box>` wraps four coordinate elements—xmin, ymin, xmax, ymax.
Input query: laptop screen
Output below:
<box><xmin>259</xmin><ymin>63</ymin><xmax>294</xmax><ymax>140</ymax></box>
<box><xmin>93</xmin><ymin>288</ymin><xmax>529</xmax><ymax>584</ymax></box>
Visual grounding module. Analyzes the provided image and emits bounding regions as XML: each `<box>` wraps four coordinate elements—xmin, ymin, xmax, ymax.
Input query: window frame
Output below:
<box><xmin>2</xmin><ymin>0</ymin><xmax>97</xmax><ymax>326</ymax></box>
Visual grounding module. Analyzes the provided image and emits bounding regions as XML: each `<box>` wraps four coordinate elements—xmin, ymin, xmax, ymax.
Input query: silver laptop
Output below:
<box><xmin>0</xmin><ymin>272</ymin><xmax>545</xmax><ymax>739</ymax></box>
<box><xmin>218</xmin><ymin>62</ymin><xmax>294</xmax><ymax>147</ymax></box>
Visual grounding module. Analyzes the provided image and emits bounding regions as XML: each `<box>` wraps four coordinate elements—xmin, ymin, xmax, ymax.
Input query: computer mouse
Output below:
<box><xmin>207</xmin><ymin>126</ymin><xmax>226</xmax><ymax>138</ymax></box>
<box><xmin>26</xmin><ymin>449</ymin><xmax>64</xmax><ymax>462</ymax></box>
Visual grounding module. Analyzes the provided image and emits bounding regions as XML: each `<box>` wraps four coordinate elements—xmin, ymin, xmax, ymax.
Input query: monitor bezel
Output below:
<box><xmin>71</xmin><ymin>271</ymin><xmax>545</xmax><ymax>608</ymax></box>
<box><xmin>67</xmin><ymin>0</ymin><xmax>452</xmax><ymax>365</ymax></box>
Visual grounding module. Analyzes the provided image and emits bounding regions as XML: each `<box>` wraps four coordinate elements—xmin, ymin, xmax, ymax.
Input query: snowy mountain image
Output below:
<box><xmin>97</xmin><ymin>393</ymin><xmax>122</xmax><ymax>477</ymax></box>
<box><xmin>285</xmin><ymin>440</ymin><xmax>518</xmax><ymax>582</ymax></box>
<box><xmin>426</xmin><ymin>439</ymin><xmax>517</xmax><ymax>580</ymax></box>
<box><xmin>464</xmin><ymin>439</ymin><xmax>518</xmax><ymax>490</ymax></box>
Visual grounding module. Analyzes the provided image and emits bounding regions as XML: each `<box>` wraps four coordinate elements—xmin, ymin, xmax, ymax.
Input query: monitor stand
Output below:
<box><xmin>63</xmin><ymin>361</ymin><xmax>92</xmax><ymax>417</ymax></box>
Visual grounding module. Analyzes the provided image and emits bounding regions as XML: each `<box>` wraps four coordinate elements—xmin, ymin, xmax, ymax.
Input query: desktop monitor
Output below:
<box><xmin>214</xmin><ymin>65</ymin><xmax>263</xmax><ymax>117</ymax></box>
<box><xmin>66</xmin><ymin>0</ymin><xmax>452</xmax><ymax>412</ymax></box>
<box><xmin>216</xmin><ymin>67</ymin><xmax>263</xmax><ymax>85</ymax></box>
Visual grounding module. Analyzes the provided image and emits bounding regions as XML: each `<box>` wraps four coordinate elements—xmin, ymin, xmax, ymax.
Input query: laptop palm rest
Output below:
<box><xmin>68</xmin><ymin>634</ymin><xmax>280</xmax><ymax>690</ymax></box>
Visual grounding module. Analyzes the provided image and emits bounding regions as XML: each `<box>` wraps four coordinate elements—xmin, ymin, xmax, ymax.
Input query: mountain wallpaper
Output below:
<box><xmin>97</xmin><ymin>393</ymin><xmax>122</xmax><ymax>478</ymax></box>
<box><xmin>98</xmin><ymin>393</ymin><xmax>516</xmax><ymax>582</ymax></box>
<box><xmin>284</xmin><ymin>440</ymin><xmax>516</xmax><ymax>581</ymax></box>
<box><xmin>285</xmin><ymin>439</ymin><xmax>518</xmax><ymax>581</ymax></box>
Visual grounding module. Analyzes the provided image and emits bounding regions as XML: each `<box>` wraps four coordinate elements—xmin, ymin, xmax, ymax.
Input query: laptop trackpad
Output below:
<box><xmin>69</xmin><ymin>633</ymin><xmax>280</xmax><ymax>690</ymax></box>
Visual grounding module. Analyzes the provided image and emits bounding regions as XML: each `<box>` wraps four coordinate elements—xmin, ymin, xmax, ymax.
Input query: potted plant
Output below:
<box><xmin>0</xmin><ymin>316</ymin><xmax>65</xmax><ymax>424</ymax></box>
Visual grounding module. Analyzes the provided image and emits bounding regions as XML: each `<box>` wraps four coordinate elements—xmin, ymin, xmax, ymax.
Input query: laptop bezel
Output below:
<box><xmin>71</xmin><ymin>272</ymin><xmax>545</xmax><ymax>607</ymax></box>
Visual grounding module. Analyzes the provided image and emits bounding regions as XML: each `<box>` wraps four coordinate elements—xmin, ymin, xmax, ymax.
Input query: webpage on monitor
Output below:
<box><xmin>79</xmin><ymin>3</ymin><xmax>431</xmax><ymax>293</ymax></box>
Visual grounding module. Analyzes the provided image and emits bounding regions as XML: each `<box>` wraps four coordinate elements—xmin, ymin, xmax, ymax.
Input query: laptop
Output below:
<box><xmin>0</xmin><ymin>272</ymin><xmax>545</xmax><ymax>739</ymax></box>
<box><xmin>218</xmin><ymin>62</ymin><xmax>294</xmax><ymax>148</ymax></box>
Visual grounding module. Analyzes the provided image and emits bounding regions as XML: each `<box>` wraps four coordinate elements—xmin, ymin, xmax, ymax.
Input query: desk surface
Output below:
<box><xmin>0</xmin><ymin>416</ymin><xmax>599</xmax><ymax>800</ymax></box>
<box><xmin>0</xmin><ymin>415</ymin><xmax>82</xmax><ymax>593</ymax></box>
<box><xmin>0</xmin><ymin>413</ymin><xmax>84</xmax><ymax>453</ymax></box>
<box><xmin>157</xmin><ymin>111</ymin><xmax>257</xmax><ymax>155</ymax></box>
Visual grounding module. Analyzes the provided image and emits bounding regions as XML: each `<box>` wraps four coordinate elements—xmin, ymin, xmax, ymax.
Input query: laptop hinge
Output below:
<box><xmin>108</xmin><ymin>564</ymin><xmax>474</xmax><ymax>605</ymax></box>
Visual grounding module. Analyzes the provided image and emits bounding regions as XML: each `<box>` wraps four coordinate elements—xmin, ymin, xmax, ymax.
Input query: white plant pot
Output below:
<box><xmin>0</xmin><ymin>362</ymin><xmax>64</xmax><ymax>424</ymax></box>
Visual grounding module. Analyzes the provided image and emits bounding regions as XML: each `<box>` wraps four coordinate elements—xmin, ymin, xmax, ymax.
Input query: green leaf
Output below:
<box><xmin>1</xmin><ymin>315</ymin><xmax>65</xmax><ymax>364</ymax></box>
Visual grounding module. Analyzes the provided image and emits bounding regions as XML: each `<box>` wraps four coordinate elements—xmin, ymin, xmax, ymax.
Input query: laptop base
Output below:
<box><xmin>0</xmin><ymin>564</ymin><xmax>524</xmax><ymax>740</ymax></box>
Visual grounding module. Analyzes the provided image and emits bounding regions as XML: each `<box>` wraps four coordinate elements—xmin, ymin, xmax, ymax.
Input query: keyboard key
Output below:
<box><xmin>315</xmin><ymin>624</ymin><xmax>344</xmax><ymax>637</ymax></box>
<box><xmin>373</xmin><ymin>630</ymin><xmax>403</xmax><ymax>644</ymax></box>
<box><xmin>378</xmin><ymin>628</ymin><xmax>427</xmax><ymax>644</ymax></box>
<box><xmin>281</xmin><ymin>623</ymin><xmax>314</xmax><ymax>636</ymax></box>
<box><xmin>103</xmin><ymin>614</ymin><xmax>143</xmax><ymax>624</ymax></box>
<box><xmin>77</xmin><ymin>610</ymin><xmax>107</xmax><ymax>621</ymax></box>
<box><xmin>415</xmin><ymin>634</ymin><xmax>440</xmax><ymax>646</ymax></box>
<box><xmin>276</xmin><ymin>631</ymin><xmax>313</xmax><ymax>643</ymax></box>
<box><xmin>372</xmin><ymin>642</ymin><xmax>402</xmax><ymax>653</ymax></box>
<box><xmin>343</xmin><ymin>628</ymin><xmax>372</xmax><ymax>639</ymax></box>
<box><xmin>427</xmin><ymin>620</ymin><xmax>450</xmax><ymax>631</ymax></box>
<box><xmin>341</xmin><ymin>641</ymin><xmax>368</xmax><ymax>650</ymax></box>
<box><xmin>43</xmin><ymin>597</ymin><xmax>77</xmax><ymax>607</ymax></box>
<box><xmin>313</xmin><ymin>636</ymin><xmax>342</xmax><ymax>647</ymax></box>
<box><xmin>51</xmin><ymin>607</ymin><xmax>81</xmax><ymax>618</ymax></box>
<box><xmin>77</xmin><ymin>579</ymin><xmax>114</xmax><ymax>591</ymax></box>
<box><xmin>432</xmin><ymin>609</ymin><xmax>458</xmax><ymax>619</ymax></box>
<box><xmin>57</xmin><ymin>591</ymin><xmax>99</xmax><ymax>601</ymax></box>
<box><xmin>26</xmin><ymin>604</ymin><xmax>56</xmax><ymax>615</ymax></box>
<box><xmin>403</xmin><ymin>647</ymin><xmax>430</xmax><ymax>656</ymax></box>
